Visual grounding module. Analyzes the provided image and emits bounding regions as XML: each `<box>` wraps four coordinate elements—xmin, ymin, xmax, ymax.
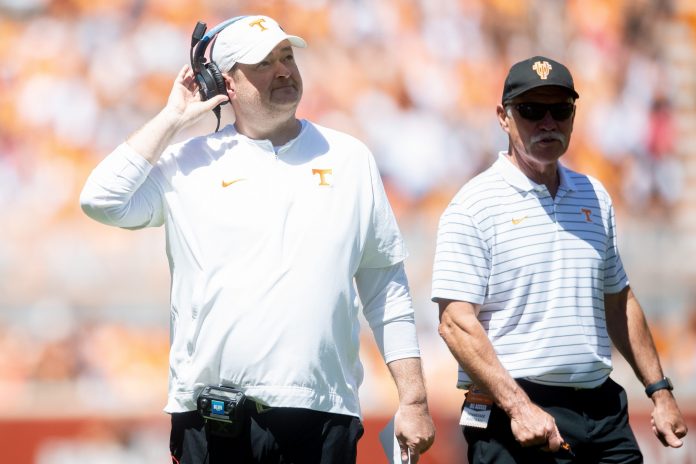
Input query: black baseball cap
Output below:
<box><xmin>502</xmin><ymin>56</ymin><xmax>580</xmax><ymax>103</ymax></box>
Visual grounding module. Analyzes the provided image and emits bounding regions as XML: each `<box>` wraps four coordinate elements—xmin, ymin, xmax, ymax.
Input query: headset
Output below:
<box><xmin>190</xmin><ymin>16</ymin><xmax>248</xmax><ymax>131</ymax></box>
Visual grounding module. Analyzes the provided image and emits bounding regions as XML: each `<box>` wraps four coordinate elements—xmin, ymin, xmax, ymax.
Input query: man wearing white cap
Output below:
<box><xmin>80</xmin><ymin>14</ymin><xmax>435</xmax><ymax>464</ymax></box>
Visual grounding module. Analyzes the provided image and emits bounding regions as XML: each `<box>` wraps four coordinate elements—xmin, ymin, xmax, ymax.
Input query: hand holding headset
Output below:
<box><xmin>189</xmin><ymin>16</ymin><xmax>247</xmax><ymax>131</ymax></box>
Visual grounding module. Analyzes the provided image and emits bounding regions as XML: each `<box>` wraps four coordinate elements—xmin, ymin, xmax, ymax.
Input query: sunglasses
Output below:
<box><xmin>513</xmin><ymin>102</ymin><xmax>575</xmax><ymax>121</ymax></box>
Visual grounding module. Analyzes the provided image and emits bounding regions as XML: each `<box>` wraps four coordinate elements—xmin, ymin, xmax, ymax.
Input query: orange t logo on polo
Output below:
<box><xmin>533</xmin><ymin>60</ymin><xmax>552</xmax><ymax>80</ymax></box>
<box><xmin>581</xmin><ymin>208</ymin><xmax>592</xmax><ymax>222</ymax></box>
<box><xmin>249</xmin><ymin>18</ymin><xmax>268</xmax><ymax>31</ymax></box>
<box><xmin>312</xmin><ymin>169</ymin><xmax>332</xmax><ymax>186</ymax></box>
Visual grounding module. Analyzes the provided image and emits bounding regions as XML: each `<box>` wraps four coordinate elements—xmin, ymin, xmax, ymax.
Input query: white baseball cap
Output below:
<box><xmin>211</xmin><ymin>15</ymin><xmax>307</xmax><ymax>73</ymax></box>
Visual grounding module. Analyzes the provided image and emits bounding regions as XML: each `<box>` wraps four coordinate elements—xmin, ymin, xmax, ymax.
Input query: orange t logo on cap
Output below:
<box><xmin>249</xmin><ymin>18</ymin><xmax>268</xmax><ymax>31</ymax></box>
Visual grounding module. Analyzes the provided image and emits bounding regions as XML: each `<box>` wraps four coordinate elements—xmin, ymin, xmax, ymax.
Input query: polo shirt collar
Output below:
<box><xmin>558</xmin><ymin>161</ymin><xmax>577</xmax><ymax>192</ymax></box>
<box><xmin>275</xmin><ymin>119</ymin><xmax>308</xmax><ymax>156</ymax></box>
<box><xmin>496</xmin><ymin>151</ymin><xmax>577</xmax><ymax>194</ymax></box>
<box><xmin>224</xmin><ymin>120</ymin><xmax>308</xmax><ymax>155</ymax></box>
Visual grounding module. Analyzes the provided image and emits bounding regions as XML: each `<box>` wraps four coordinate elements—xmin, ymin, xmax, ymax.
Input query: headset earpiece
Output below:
<box><xmin>193</xmin><ymin>62</ymin><xmax>225</xmax><ymax>101</ymax></box>
<box><xmin>205</xmin><ymin>62</ymin><xmax>227</xmax><ymax>99</ymax></box>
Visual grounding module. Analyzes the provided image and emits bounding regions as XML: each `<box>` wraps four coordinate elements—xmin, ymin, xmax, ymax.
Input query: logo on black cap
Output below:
<box><xmin>502</xmin><ymin>55</ymin><xmax>580</xmax><ymax>103</ymax></box>
<box><xmin>532</xmin><ymin>61</ymin><xmax>552</xmax><ymax>80</ymax></box>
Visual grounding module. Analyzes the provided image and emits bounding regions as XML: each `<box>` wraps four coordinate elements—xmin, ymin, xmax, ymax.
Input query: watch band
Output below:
<box><xmin>645</xmin><ymin>377</ymin><xmax>673</xmax><ymax>398</ymax></box>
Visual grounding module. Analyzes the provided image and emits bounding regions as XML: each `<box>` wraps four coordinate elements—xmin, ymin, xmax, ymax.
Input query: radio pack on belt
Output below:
<box><xmin>197</xmin><ymin>385</ymin><xmax>246</xmax><ymax>436</ymax></box>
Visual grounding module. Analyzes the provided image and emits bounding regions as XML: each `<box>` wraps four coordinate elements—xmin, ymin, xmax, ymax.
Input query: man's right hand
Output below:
<box><xmin>125</xmin><ymin>65</ymin><xmax>230</xmax><ymax>165</ymax></box>
<box><xmin>164</xmin><ymin>64</ymin><xmax>229</xmax><ymax>130</ymax></box>
<box><xmin>509</xmin><ymin>400</ymin><xmax>563</xmax><ymax>452</ymax></box>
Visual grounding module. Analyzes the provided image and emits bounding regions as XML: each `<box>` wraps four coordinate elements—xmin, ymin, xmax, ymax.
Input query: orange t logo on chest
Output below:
<box><xmin>581</xmin><ymin>208</ymin><xmax>592</xmax><ymax>222</ymax></box>
<box><xmin>312</xmin><ymin>169</ymin><xmax>333</xmax><ymax>186</ymax></box>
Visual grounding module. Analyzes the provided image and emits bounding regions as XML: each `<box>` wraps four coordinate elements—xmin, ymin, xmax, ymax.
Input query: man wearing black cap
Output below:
<box><xmin>432</xmin><ymin>56</ymin><xmax>687</xmax><ymax>463</ymax></box>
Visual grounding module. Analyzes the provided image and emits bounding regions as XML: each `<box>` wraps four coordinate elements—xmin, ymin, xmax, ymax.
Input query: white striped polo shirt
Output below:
<box><xmin>432</xmin><ymin>152</ymin><xmax>628</xmax><ymax>389</ymax></box>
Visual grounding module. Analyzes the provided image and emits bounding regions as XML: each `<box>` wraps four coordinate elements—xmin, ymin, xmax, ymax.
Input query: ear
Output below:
<box><xmin>496</xmin><ymin>104</ymin><xmax>511</xmax><ymax>134</ymax></box>
<box><xmin>223</xmin><ymin>73</ymin><xmax>236</xmax><ymax>98</ymax></box>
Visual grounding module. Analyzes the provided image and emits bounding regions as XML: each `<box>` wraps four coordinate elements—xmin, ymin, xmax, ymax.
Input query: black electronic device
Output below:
<box><xmin>644</xmin><ymin>377</ymin><xmax>673</xmax><ymax>398</ymax></box>
<box><xmin>197</xmin><ymin>385</ymin><xmax>246</xmax><ymax>425</ymax></box>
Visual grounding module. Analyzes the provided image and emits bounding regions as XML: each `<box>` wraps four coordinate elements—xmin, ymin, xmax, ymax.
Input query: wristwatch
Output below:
<box><xmin>645</xmin><ymin>377</ymin><xmax>673</xmax><ymax>398</ymax></box>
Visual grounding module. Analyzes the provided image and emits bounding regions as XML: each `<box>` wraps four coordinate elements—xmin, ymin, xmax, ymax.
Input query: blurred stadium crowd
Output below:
<box><xmin>1</xmin><ymin>0</ymin><xmax>695</xmax><ymax>462</ymax></box>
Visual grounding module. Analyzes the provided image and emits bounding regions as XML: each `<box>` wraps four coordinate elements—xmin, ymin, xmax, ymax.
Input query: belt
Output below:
<box><xmin>244</xmin><ymin>398</ymin><xmax>272</xmax><ymax>414</ymax></box>
<box><xmin>517</xmin><ymin>378</ymin><xmax>608</xmax><ymax>394</ymax></box>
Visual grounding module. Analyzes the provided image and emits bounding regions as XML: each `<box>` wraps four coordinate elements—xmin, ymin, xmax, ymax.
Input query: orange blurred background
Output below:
<box><xmin>1</xmin><ymin>0</ymin><xmax>695</xmax><ymax>462</ymax></box>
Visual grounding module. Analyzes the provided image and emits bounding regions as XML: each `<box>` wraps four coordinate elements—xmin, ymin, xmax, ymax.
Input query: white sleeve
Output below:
<box><xmin>359</xmin><ymin>152</ymin><xmax>408</xmax><ymax>268</ymax></box>
<box><xmin>79</xmin><ymin>143</ymin><xmax>165</xmax><ymax>229</ymax></box>
<box><xmin>603</xmin><ymin>199</ymin><xmax>629</xmax><ymax>293</ymax></box>
<box><xmin>431</xmin><ymin>200</ymin><xmax>490</xmax><ymax>304</ymax></box>
<box><xmin>355</xmin><ymin>262</ymin><xmax>421</xmax><ymax>363</ymax></box>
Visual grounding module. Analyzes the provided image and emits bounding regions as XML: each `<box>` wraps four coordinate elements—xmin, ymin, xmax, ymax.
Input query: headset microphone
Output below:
<box><xmin>191</xmin><ymin>21</ymin><xmax>207</xmax><ymax>48</ymax></box>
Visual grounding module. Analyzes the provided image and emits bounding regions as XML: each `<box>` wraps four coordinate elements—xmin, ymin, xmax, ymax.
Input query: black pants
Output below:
<box><xmin>170</xmin><ymin>403</ymin><xmax>363</xmax><ymax>464</ymax></box>
<box><xmin>463</xmin><ymin>377</ymin><xmax>643</xmax><ymax>464</ymax></box>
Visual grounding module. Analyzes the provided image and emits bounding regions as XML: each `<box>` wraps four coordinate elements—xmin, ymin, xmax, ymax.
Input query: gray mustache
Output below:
<box><xmin>531</xmin><ymin>132</ymin><xmax>566</xmax><ymax>144</ymax></box>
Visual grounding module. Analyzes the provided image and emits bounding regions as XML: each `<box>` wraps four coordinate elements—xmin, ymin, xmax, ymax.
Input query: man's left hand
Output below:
<box><xmin>651</xmin><ymin>391</ymin><xmax>688</xmax><ymax>447</ymax></box>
